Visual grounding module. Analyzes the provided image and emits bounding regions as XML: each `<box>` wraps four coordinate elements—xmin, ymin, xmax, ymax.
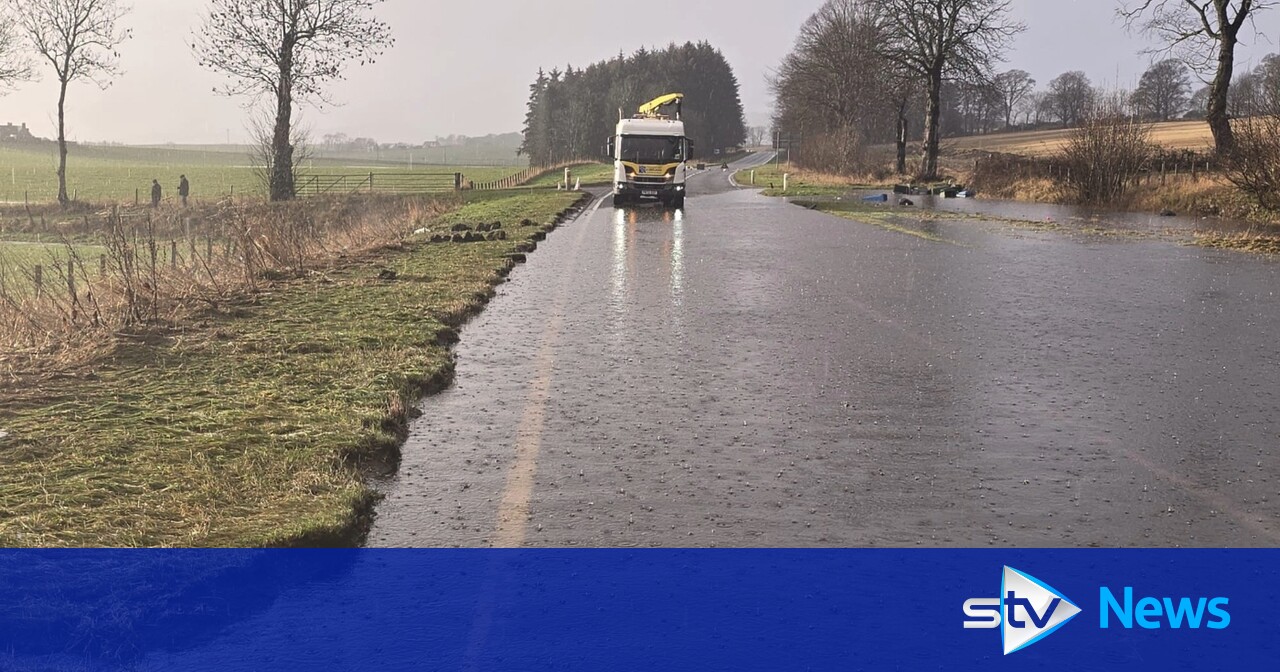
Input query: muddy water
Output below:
<box><xmin>369</xmin><ymin>162</ymin><xmax>1280</xmax><ymax>548</ymax></box>
<box><xmin>860</xmin><ymin>190</ymin><xmax>1267</xmax><ymax>236</ymax></box>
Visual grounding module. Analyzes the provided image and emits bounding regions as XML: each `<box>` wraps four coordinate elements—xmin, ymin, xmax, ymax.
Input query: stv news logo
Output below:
<box><xmin>963</xmin><ymin>566</ymin><xmax>1082</xmax><ymax>656</ymax></box>
<box><xmin>963</xmin><ymin>566</ymin><xmax>1232</xmax><ymax>656</ymax></box>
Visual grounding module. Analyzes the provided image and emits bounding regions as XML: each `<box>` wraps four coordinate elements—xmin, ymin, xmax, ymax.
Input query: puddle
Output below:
<box><xmin>820</xmin><ymin>191</ymin><xmax>1271</xmax><ymax>237</ymax></box>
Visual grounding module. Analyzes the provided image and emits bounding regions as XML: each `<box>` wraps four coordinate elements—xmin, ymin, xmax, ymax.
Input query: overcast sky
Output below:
<box><xmin>2</xmin><ymin>0</ymin><xmax>1279</xmax><ymax>145</ymax></box>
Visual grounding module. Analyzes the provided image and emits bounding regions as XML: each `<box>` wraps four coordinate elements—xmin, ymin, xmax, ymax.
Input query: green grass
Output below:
<box><xmin>0</xmin><ymin>189</ymin><xmax>585</xmax><ymax>547</ymax></box>
<box><xmin>733</xmin><ymin>162</ymin><xmax>876</xmax><ymax>197</ymax></box>
<box><xmin>525</xmin><ymin>162</ymin><xmax>615</xmax><ymax>188</ymax></box>
<box><xmin>803</xmin><ymin>200</ymin><xmax>964</xmax><ymax>246</ymax></box>
<box><xmin>0</xmin><ymin>240</ymin><xmax>109</xmax><ymax>294</ymax></box>
<box><xmin>0</xmin><ymin>240</ymin><xmax>106</xmax><ymax>266</ymax></box>
<box><xmin>0</xmin><ymin>144</ymin><xmax>527</xmax><ymax>203</ymax></box>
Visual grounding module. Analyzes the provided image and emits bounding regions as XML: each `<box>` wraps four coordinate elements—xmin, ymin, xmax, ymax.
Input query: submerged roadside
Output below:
<box><xmin>737</xmin><ymin>161</ymin><xmax>1280</xmax><ymax>256</ymax></box>
<box><xmin>0</xmin><ymin>190</ymin><xmax>590</xmax><ymax>548</ymax></box>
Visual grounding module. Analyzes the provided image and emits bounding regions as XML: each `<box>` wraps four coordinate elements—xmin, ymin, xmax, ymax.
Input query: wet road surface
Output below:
<box><xmin>370</xmin><ymin>154</ymin><xmax>1280</xmax><ymax>548</ymax></box>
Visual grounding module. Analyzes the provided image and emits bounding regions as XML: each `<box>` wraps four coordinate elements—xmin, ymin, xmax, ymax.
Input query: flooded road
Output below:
<box><xmin>370</xmin><ymin>156</ymin><xmax>1280</xmax><ymax>548</ymax></box>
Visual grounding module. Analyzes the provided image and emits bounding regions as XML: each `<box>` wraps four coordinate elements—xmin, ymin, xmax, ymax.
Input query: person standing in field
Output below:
<box><xmin>178</xmin><ymin>175</ymin><xmax>190</xmax><ymax>207</ymax></box>
<box><xmin>151</xmin><ymin>179</ymin><xmax>162</xmax><ymax>208</ymax></box>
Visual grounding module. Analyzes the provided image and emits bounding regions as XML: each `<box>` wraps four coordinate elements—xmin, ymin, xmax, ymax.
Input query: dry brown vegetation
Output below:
<box><xmin>0</xmin><ymin>196</ymin><xmax>453</xmax><ymax>378</ymax></box>
<box><xmin>0</xmin><ymin>190</ymin><xmax>586</xmax><ymax>546</ymax></box>
<box><xmin>1058</xmin><ymin>101</ymin><xmax>1154</xmax><ymax>204</ymax></box>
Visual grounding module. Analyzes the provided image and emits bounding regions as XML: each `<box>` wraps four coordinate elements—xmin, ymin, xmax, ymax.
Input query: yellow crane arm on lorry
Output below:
<box><xmin>638</xmin><ymin>93</ymin><xmax>684</xmax><ymax>118</ymax></box>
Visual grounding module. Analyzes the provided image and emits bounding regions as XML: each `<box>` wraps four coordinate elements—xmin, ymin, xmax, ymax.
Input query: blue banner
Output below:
<box><xmin>0</xmin><ymin>550</ymin><xmax>1274</xmax><ymax>670</ymax></box>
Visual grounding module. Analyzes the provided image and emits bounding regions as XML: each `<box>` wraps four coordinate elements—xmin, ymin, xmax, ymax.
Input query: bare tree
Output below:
<box><xmin>1028</xmin><ymin>91</ymin><xmax>1054</xmax><ymax>125</ymax></box>
<box><xmin>1224</xmin><ymin>75</ymin><xmax>1280</xmax><ymax>209</ymax></box>
<box><xmin>1121</xmin><ymin>0</ymin><xmax>1276</xmax><ymax>154</ymax></box>
<box><xmin>1255</xmin><ymin>53</ymin><xmax>1280</xmax><ymax>98</ymax></box>
<box><xmin>877</xmin><ymin>0</ymin><xmax>1023</xmax><ymax>180</ymax></box>
<box><xmin>1048</xmin><ymin>71</ymin><xmax>1095</xmax><ymax>127</ymax></box>
<box><xmin>992</xmin><ymin>69</ymin><xmax>1035</xmax><ymax>129</ymax></box>
<box><xmin>6</xmin><ymin>0</ymin><xmax>130</xmax><ymax>206</ymax></box>
<box><xmin>747</xmin><ymin>125</ymin><xmax>769</xmax><ymax>147</ymax></box>
<box><xmin>1132</xmin><ymin>59</ymin><xmax>1192</xmax><ymax>120</ymax></box>
<box><xmin>1062</xmin><ymin>93</ymin><xmax>1154</xmax><ymax>204</ymax></box>
<box><xmin>249</xmin><ymin>108</ymin><xmax>313</xmax><ymax>197</ymax></box>
<box><xmin>0</xmin><ymin>8</ymin><xmax>33</xmax><ymax>90</ymax></box>
<box><xmin>1186</xmin><ymin>84</ymin><xmax>1211</xmax><ymax>118</ymax></box>
<box><xmin>770</xmin><ymin>0</ymin><xmax>900</xmax><ymax>174</ymax></box>
<box><xmin>194</xmin><ymin>0</ymin><xmax>393</xmax><ymax>202</ymax></box>
<box><xmin>1229</xmin><ymin>69</ymin><xmax>1261</xmax><ymax>116</ymax></box>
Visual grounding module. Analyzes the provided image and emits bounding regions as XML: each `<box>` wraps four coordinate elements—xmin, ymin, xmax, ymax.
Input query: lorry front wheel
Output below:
<box><xmin>612</xmin><ymin>194</ymin><xmax>628</xmax><ymax>208</ymax></box>
<box><xmin>671</xmin><ymin>194</ymin><xmax>686</xmax><ymax>209</ymax></box>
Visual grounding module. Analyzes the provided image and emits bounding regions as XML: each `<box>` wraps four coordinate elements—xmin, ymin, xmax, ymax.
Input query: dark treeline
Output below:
<box><xmin>519</xmin><ymin>42</ymin><xmax>747</xmax><ymax>166</ymax></box>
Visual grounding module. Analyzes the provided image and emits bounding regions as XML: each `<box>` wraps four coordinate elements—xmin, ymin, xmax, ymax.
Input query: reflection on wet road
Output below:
<box><xmin>370</xmin><ymin>156</ymin><xmax>1280</xmax><ymax>548</ymax></box>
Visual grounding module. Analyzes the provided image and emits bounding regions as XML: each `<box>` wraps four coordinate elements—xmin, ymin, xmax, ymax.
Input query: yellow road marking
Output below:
<box><xmin>491</xmin><ymin>312</ymin><xmax>562</xmax><ymax>547</ymax></box>
<box><xmin>489</xmin><ymin>196</ymin><xmax>603</xmax><ymax>547</ymax></box>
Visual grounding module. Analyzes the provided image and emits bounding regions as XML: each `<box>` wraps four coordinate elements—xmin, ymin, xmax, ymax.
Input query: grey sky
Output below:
<box><xmin>2</xmin><ymin>0</ymin><xmax>1279</xmax><ymax>145</ymax></box>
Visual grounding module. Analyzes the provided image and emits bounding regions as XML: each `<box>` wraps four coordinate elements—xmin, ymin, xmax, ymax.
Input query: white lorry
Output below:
<box><xmin>608</xmin><ymin>93</ymin><xmax>692</xmax><ymax>209</ymax></box>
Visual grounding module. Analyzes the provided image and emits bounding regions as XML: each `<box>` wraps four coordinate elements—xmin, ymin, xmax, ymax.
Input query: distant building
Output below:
<box><xmin>0</xmin><ymin>123</ymin><xmax>34</xmax><ymax>142</ymax></box>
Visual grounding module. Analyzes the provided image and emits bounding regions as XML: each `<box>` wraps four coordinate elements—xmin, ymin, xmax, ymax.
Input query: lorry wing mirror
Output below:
<box><xmin>605</xmin><ymin>137</ymin><xmax>615</xmax><ymax>159</ymax></box>
<box><xmin>687</xmin><ymin>141</ymin><xmax>695</xmax><ymax>161</ymax></box>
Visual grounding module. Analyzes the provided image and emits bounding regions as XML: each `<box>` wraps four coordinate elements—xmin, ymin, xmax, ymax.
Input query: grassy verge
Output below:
<box><xmin>0</xmin><ymin>189</ymin><xmax>586</xmax><ymax>547</ymax></box>
<box><xmin>525</xmin><ymin>162</ymin><xmax>614</xmax><ymax>188</ymax></box>
<box><xmin>801</xmin><ymin>200</ymin><xmax>961</xmax><ymax>245</ymax></box>
<box><xmin>733</xmin><ymin>162</ymin><xmax>893</xmax><ymax>197</ymax></box>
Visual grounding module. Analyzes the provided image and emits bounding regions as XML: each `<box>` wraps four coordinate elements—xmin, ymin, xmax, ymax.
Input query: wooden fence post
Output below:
<box><xmin>171</xmin><ymin>240</ymin><xmax>178</xmax><ymax>266</ymax></box>
<box><xmin>33</xmin><ymin>264</ymin><xmax>42</xmax><ymax>298</ymax></box>
<box><xmin>67</xmin><ymin>258</ymin><xmax>76</xmax><ymax>323</ymax></box>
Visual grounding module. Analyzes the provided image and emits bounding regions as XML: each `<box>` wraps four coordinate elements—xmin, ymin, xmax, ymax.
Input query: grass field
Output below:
<box><xmin>0</xmin><ymin>240</ymin><xmax>104</xmax><ymax>266</ymax></box>
<box><xmin>0</xmin><ymin>189</ymin><xmax>586</xmax><ymax>547</ymax></box>
<box><xmin>733</xmin><ymin>161</ymin><xmax>891</xmax><ymax>196</ymax></box>
<box><xmin>948</xmin><ymin>120</ymin><xmax>1216</xmax><ymax>157</ymax></box>
<box><xmin>0</xmin><ymin>143</ymin><xmax>527</xmax><ymax>203</ymax></box>
<box><xmin>0</xmin><ymin>240</ymin><xmax>107</xmax><ymax>271</ymax></box>
<box><xmin>0</xmin><ymin>241</ymin><xmax>109</xmax><ymax>296</ymax></box>
<box><xmin>526</xmin><ymin>162</ymin><xmax>615</xmax><ymax>188</ymax></box>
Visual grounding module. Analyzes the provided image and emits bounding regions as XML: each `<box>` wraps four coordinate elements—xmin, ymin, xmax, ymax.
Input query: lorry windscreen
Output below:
<box><xmin>620</xmin><ymin>136</ymin><xmax>684</xmax><ymax>164</ymax></box>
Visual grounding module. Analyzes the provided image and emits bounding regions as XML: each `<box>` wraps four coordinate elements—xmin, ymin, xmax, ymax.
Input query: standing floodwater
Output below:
<box><xmin>371</xmin><ymin>160</ymin><xmax>1280</xmax><ymax>548</ymax></box>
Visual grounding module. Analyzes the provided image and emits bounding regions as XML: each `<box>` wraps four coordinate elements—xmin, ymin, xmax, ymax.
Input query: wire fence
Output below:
<box><xmin>973</xmin><ymin>150</ymin><xmax>1221</xmax><ymax>187</ymax></box>
<box><xmin>295</xmin><ymin>172</ymin><xmax>463</xmax><ymax>196</ymax></box>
